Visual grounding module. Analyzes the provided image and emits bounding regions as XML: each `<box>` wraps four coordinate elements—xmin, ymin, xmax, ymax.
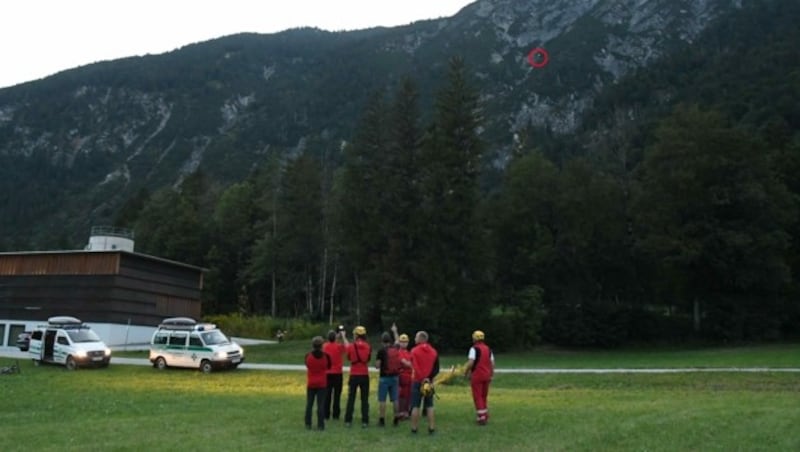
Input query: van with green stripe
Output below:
<box><xmin>28</xmin><ymin>316</ymin><xmax>111</xmax><ymax>370</ymax></box>
<box><xmin>149</xmin><ymin>317</ymin><xmax>244</xmax><ymax>373</ymax></box>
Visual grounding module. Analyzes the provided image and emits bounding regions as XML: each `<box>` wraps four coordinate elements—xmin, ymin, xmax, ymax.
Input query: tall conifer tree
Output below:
<box><xmin>338</xmin><ymin>91</ymin><xmax>390</xmax><ymax>325</ymax></box>
<box><xmin>416</xmin><ymin>57</ymin><xmax>487</xmax><ymax>346</ymax></box>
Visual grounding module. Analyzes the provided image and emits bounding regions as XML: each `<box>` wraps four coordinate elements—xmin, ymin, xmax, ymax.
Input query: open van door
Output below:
<box><xmin>44</xmin><ymin>330</ymin><xmax>57</xmax><ymax>361</ymax></box>
<box><xmin>28</xmin><ymin>330</ymin><xmax>44</xmax><ymax>364</ymax></box>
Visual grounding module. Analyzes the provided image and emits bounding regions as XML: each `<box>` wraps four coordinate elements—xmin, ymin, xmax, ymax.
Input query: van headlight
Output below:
<box><xmin>75</xmin><ymin>350</ymin><xmax>87</xmax><ymax>358</ymax></box>
<box><xmin>104</xmin><ymin>348</ymin><xmax>112</xmax><ymax>356</ymax></box>
<box><xmin>214</xmin><ymin>351</ymin><xmax>226</xmax><ymax>359</ymax></box>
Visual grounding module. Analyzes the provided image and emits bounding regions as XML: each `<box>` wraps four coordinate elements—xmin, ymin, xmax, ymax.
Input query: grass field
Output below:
<box><xmin>4</xmin><ymin>344</ymin><xmax>800</xmax><ymax>451</ymax></box>
<box><xmin>117</xmin><ymin>340</ymin><xmax>800</xmax><ymax>369</ymax></box>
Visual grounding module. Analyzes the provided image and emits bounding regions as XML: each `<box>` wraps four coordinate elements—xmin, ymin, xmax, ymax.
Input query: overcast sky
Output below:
<box><xmin>1</xmin><ymin>0</ymin><xmax>474</xmax><ymax>89</ymax></box>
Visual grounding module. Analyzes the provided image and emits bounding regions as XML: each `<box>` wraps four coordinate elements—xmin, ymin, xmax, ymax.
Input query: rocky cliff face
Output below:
<box><xmin>445</xmin><ymin>0</ymin><xmax>739</xmax><ymax>134</ymax></box>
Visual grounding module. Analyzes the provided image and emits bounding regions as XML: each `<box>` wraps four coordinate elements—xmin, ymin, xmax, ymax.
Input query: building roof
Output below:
<box><xmin>0</xmin><ymin>250</ymin><xmax>207</xmax><ymax>273</ymax></box>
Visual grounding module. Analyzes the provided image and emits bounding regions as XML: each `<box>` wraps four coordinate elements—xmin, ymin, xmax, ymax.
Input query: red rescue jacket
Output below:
<box><xmin>470</xmin><ymin>341</ymin><xmax>493</xmax><ymax>382</ymax></box>
<box><xmin>347</xmin><ymin>338</ymin><xmax>371</xmax><ymax>376</ymax></box>
<box><xmin>306</xmin><ymin>350</ymin><xmax>331</xmax><ymax>389</ymax></box>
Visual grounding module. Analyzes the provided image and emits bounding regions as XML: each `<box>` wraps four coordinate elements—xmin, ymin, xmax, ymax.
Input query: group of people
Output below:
<box><xmin>304</xmin><ymin>323</ymin><xmax>495</xmax><ymax>433</ymax></box>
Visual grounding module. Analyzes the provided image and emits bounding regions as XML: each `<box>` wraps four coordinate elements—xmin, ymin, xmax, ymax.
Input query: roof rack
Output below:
<box><xmin>157</xmin><ymin>317</ymin><xmax>216</xmax><ymax>332</ymax></box>
<box><xmin>46</xmin><ymin>316</ymin><xmax>90</xmax><ymax>329</ymax></box>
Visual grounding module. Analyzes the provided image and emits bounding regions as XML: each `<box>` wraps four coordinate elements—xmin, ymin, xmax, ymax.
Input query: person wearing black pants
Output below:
<box><xmin>305</xmin><ymin>336</ymin><xmax>331</xmax><ymax>430</ymax></box>
<box><xmin>344</xmin><ymin>374</ymin><xmax>370</xmax><ymax>427</ymax></box>
<box><xmin>323</xmin><ymin>328</ymin><xmax>348</xmax><ymax>420</ymax></box>
<box><xmin>343</xmin><ymin>326</ymin><xmax>371</xmax><ymax>427</ymax></box>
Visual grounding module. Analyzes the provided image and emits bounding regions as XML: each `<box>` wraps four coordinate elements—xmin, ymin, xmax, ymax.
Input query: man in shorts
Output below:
<box><xmin>409</xmin><ymin>330</ymin><xmax>439</xmax><ymax>434</ymax></box>
<box><xmin>375</xmin><ymin>332</ymin><xmax>401</xmax><ymax>426</ymax></box>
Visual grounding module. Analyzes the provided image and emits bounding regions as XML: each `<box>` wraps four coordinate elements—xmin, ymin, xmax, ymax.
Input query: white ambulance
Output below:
<box><xmin>149</xmin><ymin>317</ymin><xmax>245</xmax><ymax>373</ymax></box>
<box><xmin>28</xmin><ymin>316</ymin><xmax>112</xmax><ymax>370</ymax></box>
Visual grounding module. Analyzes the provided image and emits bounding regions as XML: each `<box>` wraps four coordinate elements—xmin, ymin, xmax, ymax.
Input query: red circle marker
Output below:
<box><xmin>527</xmin><ymin>48</ymin><xmax>549</xmax><ymax>68</ymax></box>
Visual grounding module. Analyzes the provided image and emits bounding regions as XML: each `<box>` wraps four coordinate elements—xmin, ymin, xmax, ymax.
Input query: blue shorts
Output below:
<box><xmin>377</xmin><ymin>375</ymin><xmax>399</xmax><ymax>402</ymax></box>
<box><xmin>410</xmin><ymin>381</ymin><xmax>434</xmax><ymax>411</ymax></box>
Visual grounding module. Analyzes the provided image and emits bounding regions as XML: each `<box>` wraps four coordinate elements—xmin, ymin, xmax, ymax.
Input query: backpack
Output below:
<box><xmin>385</xmin><ymin>345</ymin><xmax>404</xmax><ymax>375</ymax></box>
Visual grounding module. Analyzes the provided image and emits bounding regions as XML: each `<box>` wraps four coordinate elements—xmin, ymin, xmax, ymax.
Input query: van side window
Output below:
<box><xmin>32</xmin><ymin>330</ymin><xmax>43</xmax><ymax>340</ymax></box>
<box><xmin>153</xmin><ymin>333</ymin><xmax>168</xmax><ymax>345</ymax></box>
<box><xmin>57</xmin><ymin>336</ymin><xmax>69</xmax><ymax>345</ymax></box>
<box><xmin>189</xmin><ymin>335</ymin><xmax>203</xmax><ymax>347</ymax></box>
<box><xmin>169</xmin><ymin>333</ymin><xmax>187</xmax><ymax>346</ymax></box>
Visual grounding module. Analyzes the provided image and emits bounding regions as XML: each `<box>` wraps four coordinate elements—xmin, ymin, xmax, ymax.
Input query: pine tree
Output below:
<box><xmin>379</xmin><ymin>76</ymin><xmax>425</xmax><ymax>324</ymax></box>
<box><xmin>244</xmin><ymin>154</ymin><xmax>284</xmax><ymax>317</ymax></box>
<box><xmin>279</xmin><ymin>154</ymin><xmax>325</xmax><ymax>318</ymax></box>
<box><xmin>337</xmin><ymin>91</ymin><xmax>391</xmax><ymax>325</ymax></box>
<box><xmin>206</xmin><ymin>181</ymin><xmax>258</xmax><ymax>313</ymax></box>
<box><xmin>416</xmin><ymin>57</ymin><xmax>487</xmax><ymax>346</ymax></box>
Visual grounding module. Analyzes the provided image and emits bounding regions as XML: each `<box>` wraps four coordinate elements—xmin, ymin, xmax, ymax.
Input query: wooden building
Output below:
<box><xmin>0</xmin><ymin>250</ymin><xmax>204</xmax><ymax>346</ymax></box>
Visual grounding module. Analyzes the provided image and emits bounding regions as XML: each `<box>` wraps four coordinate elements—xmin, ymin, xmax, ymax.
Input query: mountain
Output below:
<box><xmin>0</xmin><ymin>0</ymin><xmax>790</xmax><ymax>249</ymax></box>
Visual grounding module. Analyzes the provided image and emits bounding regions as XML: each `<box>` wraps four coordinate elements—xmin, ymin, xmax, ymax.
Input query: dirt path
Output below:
<box><xmin>3</xmin><ymin>347</ymin><xmax>798</xmax><ymax>373</ymax></box>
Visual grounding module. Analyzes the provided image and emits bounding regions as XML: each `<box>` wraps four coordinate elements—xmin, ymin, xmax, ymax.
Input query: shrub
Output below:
<box><xmin>202</xmin><ymin>313</ymin><xmax>329</xmax><ymax>340</ymax></box>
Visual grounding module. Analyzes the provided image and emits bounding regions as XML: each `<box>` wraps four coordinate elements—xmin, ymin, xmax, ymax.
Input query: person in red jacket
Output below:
<box><xmin>390</xmin><ymin>323</ymin><xmax>413</xmax><ymax>420</ymax></box>
<box><xmin>305</xmin><ymin>336</ymin><xmax>331</xmax><ymax>431</ymax></box>
<box><xmin>410</xmin><ymin>330</ymin><xmax>439</xmax><ymax>434</ymax></box>
<box><xmin>344</xmin><ymin>325</ymin><xmax>371</xmax><ymax>427</ymax></box>
<box><xmin>322</xmin><ymin>326</ymin><xmax>349</xmax><ymax>420</ymax></box>
<box><xmin>465</xmin><ymin>330</ymin><xmax>494</xmax><ymax>425</ymax></box>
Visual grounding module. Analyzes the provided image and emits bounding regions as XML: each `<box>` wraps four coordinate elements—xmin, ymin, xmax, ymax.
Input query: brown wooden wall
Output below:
<box><xmin>0</xmin><ymin>252</ymin><xmax>119</xmax><ymax>275</ymax></box>
<box><xmin>0</xmin><ymin>251</ymin><xmax>203</xmax><ymax>326</ymax></box>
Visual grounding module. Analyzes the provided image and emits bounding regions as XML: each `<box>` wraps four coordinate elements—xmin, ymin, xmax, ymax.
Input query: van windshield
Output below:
<box><xmin>67</xmin><ymin>329</ymin><xmax>101</xmax><ymax>343</ymax></box>
<box><xmin>201</xmin><ymin>330</ymin><xmax>229</xmax><ymax>345</ymax></box>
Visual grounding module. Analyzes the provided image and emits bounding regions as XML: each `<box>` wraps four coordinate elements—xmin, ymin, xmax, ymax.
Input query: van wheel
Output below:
<box><xmin>155</xmin><ymin>357</ymin><xmax>167</xmax><ymax>370</ymax></box>
<box><xmin>200</xmin><ymin>360</ymin><xmax>213</xmax><ymax>373</ymax></box>
<box><xmin>65</xmin><ymin>356</ymin><xmax>77</xmax><ymax>371</ymax></box>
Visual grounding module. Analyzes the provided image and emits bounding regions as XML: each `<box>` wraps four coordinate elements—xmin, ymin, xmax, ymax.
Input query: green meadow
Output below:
<box><xmin>118</xmin><ymin>340</ymin><xmax>800</xmax><ymax>369</ymax></box>
<box><xmin>3</xmin><ymin>344</ymin><xmax>800</xmax><ymax>451</ymax></box>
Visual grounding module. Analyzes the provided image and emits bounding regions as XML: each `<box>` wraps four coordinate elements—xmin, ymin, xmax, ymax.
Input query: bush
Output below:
<box><xmin>484</xmin><ymin>285</ymin><xmax>545</xmax><ymax>351</ymax></box>
<box><xmin>202</xmin><ymin>313</ymin><xmax>329</xmax><ymax>340</ymax></box>
<box><xmin>543</xmin><ymin>301</ymin><xmax>630</xmax><ymax>347</ymax></box>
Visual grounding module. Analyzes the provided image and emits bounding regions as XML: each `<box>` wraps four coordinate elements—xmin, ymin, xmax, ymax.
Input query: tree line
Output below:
<box><xmin>123</xmin><ymin>57</ymin><xmax>800</xmax><ymax>350</ymax></box>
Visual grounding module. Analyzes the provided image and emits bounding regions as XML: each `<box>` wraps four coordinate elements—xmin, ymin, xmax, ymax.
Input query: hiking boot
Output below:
<box><xmin>393</xmin><ymin>416</ymin><xmax>400</xmax><ymax>426</ymax></box>
<box><xmin>428</xmin><ymin>428</ymin><xmax>436</xmax><ymax>435</ymax></box>
<box><xmin>379</xmin><ymin>418</ymin><xmax>385</xmax><ymax>427</ymax></box>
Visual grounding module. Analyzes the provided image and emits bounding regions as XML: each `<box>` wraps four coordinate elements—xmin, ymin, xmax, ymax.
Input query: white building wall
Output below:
<box><xmin>1</xmin><ymin>319</ymin><xmax>156</xmax><ymax>349</ymax></box>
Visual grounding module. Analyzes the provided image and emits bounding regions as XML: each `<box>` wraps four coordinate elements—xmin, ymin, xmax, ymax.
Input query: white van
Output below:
<box><xmin>28</xmin><ymin>316</ymin><xmax>112</xmax><ymax>370</ymax></box>
<box><xmin>149</xmin><ymin>317</ymin><xmax>244</xmax><ymax>373</ymax></box>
